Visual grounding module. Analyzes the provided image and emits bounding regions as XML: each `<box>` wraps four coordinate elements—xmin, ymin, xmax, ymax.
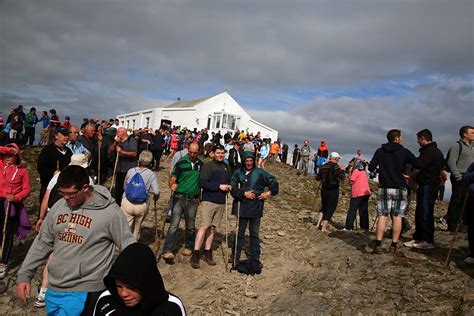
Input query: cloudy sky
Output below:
<box><xmin>1</xmin><ymin>0</ymin><xmax>473</xmax><ymax>158</ymax></box>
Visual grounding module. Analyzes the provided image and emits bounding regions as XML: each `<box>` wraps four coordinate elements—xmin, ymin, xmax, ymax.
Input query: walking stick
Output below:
<box><xmin>233</xmin><ymin>185</ymin><xmax>241</xmax><ymax>270</ymax></box>
<box><xmin>370</xmin><ymin>215</ymin><xmax>378</xmax><ymax>232</ymax></box>
<box><xmin>0</xmin><ymin>201</ymin><xmax>11</xmax><ymax>258</ymax></box>
<box><xmin>109</xmin><ymin>153</ymin><xmax>119</xmax><ymax>192</ymax></box>
<box><xmin>445</xmin><ymin>195</ymin><xmax>469</xmax><ymax>267</ymax></box>
<box><xmin>97</xmin><ymin>128</ymin><xmax>102</xmax><ymax>184</ymax></box>
<box><xmin>155</xmin><ymin>193</ymin><xmax>174</xmax><ymax>262</ymax></box>
<box><xmin>222</xmin><ymin>193</ymin><xmax>229</xmax><ymax>272</ymax></box>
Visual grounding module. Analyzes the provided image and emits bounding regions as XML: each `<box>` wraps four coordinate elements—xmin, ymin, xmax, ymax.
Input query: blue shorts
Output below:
<box><xmin>45</xmin><ymin>288</ymin><xmax>88</xmax><ymax>316</ymax></box>
<box><xmin>376</xmin><ymin>188</ymin><xmax>407</xmax><ymax>217</ymax></box>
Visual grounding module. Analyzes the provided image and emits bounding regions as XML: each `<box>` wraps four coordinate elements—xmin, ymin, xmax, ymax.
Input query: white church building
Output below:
<box><xmin>117</xmin><ymin>91</ymin><xmax>278</xmax><ymax>141</ymax></box>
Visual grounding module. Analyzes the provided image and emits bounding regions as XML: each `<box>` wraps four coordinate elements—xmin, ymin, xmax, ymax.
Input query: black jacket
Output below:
<box><xmin>37</xmin><ymin>144</ymin><xmax>72</xmax><ymax>186</ymax></box>
<box><xmin>369</xmin><ymin>142</ymin><xmax>420</xmax><ymax>189</ymax></box>
<box><xmin>416</xmin><ymin>142</ymin><xmax>444</xmax><ymax>185</ymax></box>
<box><xmin>200</xmin><ymin>159</ymin><xmax>231</xmax><ymax>204</ymax></box>
<box><xmin>95</xmin><ymin>243</ymin><xmax>186</xmax><ymax>315</ymax></box>
<box><xmin>229</xmin><ymin>148</ymin><xmax>241</xmax><ymax>170</ymax></box>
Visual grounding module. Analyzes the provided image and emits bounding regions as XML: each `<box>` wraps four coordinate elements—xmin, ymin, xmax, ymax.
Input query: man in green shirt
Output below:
<box><xmin>162</xmin><ymin>142</ymin><xmax>203</xmax><ymax>264</ymax></box>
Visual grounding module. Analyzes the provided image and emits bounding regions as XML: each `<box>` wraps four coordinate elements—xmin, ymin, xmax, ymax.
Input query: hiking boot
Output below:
<box><xmin>203</xmin><ymin>250</ymin><xmax>216</xmax><ymax>266</ymax></box>
<box><xmin>190</xmin><ymin>250</ymin><xmax>201</xmax><ymax>269</ymax></box>
<box><xmin>0</xmin><ymin>263</ymin><xmax>8</xmax><ymax>279</ymax></box>
<box><xmin>34</xmin><ymin>296</ymin><xmax>46</xmax><ymax>308</ymax></box>
<box><xmin>464</xmin><ymin>257</ymin><xmax>474</xmax><ymax>264</ymax></box>
<box><xmin>388</xmin><ymin>245</ymin><xmax>397</xmax><ymax>255</ymax></box>
<box><xmin>413</xmin><ymin>241</ymin><xmax>434</xmax><ymax>250</ymax></box>
<box><xmin>162</xmin><ymin>252</ymin><xmax>175</xmax><ymax>264</ymax></box>
<box><xmin>372</xmin><ymin>245</ymin><xmax>384</xmax><ymax>254</ymax></box>
<box><xmin>181</xmin><ymin>248</ymin><xmax>193</xmax><ymax>256</ymax></box>
<box><xmin>403</xmin><ymin>240</ymin><xmax>419</xmax><ymax>248</ymax></box>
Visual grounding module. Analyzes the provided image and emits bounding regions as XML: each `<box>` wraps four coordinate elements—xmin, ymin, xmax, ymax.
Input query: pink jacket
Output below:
<box><xmin>350</xmin><ymin>169</ymin><xmax>371</xmax><ymax>198</ymax></box>
<box><xmin>0</xmin><ymin>144</ymin><xmax>31</xmax><ymax>202</ymax></box>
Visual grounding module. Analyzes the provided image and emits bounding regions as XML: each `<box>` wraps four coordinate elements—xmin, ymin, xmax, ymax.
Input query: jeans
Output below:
<box><xmin>114</xmin><ymin>172</ymin><xmax>126</xmax><ymax>206</ymax></box>
<box><xmin>163</xmin><ymin>196</ymin><xmax>198</xmax><ymax>253</ymax></box>
<box><xmin>413</xmin><ymin>184</ymin><xmax>438</xmax><ymax>244</ymax></box>
<box><xmin>445</xmin><ymin>176</ymin><xmax>469</xmax><ymax>230</ymax></box>
<box><xmin>236</xmin><ymin>217</ymin><xmax>261</xmax><ymax>261</ymax></box>
<box><xmin>345</xmin><ymin>195</ymin><xmax>369</xmax><ymax>230</ymax></box>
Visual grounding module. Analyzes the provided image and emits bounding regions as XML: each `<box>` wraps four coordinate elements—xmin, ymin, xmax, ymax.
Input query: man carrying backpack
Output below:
<box><xmin>444</xmin><ymin>125</ymin><xmax>474</xmax><ymax>232</ymax></box>
<box><xmin>315</xmin><ymin>152</ymin><xmax>345</xmax><ymax>232</ymax></box>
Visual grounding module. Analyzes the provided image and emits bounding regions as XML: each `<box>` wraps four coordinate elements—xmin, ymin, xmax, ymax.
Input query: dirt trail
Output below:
<box><xmin>1</xmin><ymin>155</ymin><xmax>473</xmax><ymax>314</ymax></box>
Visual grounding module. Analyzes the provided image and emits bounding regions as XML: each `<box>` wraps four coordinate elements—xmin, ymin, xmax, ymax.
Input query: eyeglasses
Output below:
<box><xmin>58</xmin><ymin>189</ymin><xmax>81</xmax><ymax>198</ymax></box>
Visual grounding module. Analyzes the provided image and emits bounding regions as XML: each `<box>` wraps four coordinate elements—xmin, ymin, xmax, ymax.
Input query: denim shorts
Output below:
<box><xmin>376</xmin><ymin>188</ymin><xmax>407</xmax><ymax>217</ymax></box>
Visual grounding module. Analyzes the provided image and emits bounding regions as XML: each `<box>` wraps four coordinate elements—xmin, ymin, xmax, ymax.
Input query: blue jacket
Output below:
<box><xmin>230</xmin><ymin>162</ymin><xmax>279</xmax><ymax>218</ymax></box>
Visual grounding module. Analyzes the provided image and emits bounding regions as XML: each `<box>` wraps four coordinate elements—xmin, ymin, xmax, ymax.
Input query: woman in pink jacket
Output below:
<box><xmin>0</xmin><ymin>143</ymin><xmax>31</xmax><ymax>279</ymax></box>
<box><xmin>344</xmin><ymin>159</ymin><xmax>370</xmax><ymax>231</ymax></box>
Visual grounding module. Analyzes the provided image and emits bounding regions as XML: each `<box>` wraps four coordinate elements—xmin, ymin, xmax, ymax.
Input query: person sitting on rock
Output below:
<box><xmin>230</xmin><ymin>152</ymin><xmax>279</xmax><ymax>269</ymax></box>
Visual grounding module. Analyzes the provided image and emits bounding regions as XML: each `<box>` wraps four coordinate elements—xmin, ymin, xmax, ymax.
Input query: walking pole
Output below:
<box><xmin>109</xmin><ymin>153</ymin><xmax>119</xmax><ymax>192</ymax></box>
<box><xmin>222</xmin><ymin>193</ymin><xmax>229</xmax><ymax>272</ymax></box>
<box><xmin>97</xmin><ymin>128</ymin><xmax>102</xmax><ymax>184</ymax></box>
<box><xmin>445</xmin><ymin>195</ymin><xmax>469</xmax><ymax>267</ymax></box>
<box><xmin>0</xmin><ymin>201</ymin><xmax>11</xmax><ymax>258</ymax></box>
<box><xmin>233</xmin><ymin>184</ymin><xmax>241</xmax><ymax>270</ymax></box>
<box><xmin>155</xmin><ymin>193</ymin><xmax>174</xmax><ymax>262</ymax></box>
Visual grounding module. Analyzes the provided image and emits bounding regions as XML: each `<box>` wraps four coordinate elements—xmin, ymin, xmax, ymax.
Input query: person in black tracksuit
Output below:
<box><xmin>404</xmin><ymin>129</ymin><xmax>444</xmax><ymax>249</ymax></box>
<box><xmin>228</xmin><ymin>142</ymin><xmax>242</xmax><ymax>175</ymax></box>
<box><xmin>315</xmin><ymin>152</ymin><xmax>345</xmax><ymax>232</ymax></box>
<box><xmin>151</xmin><ymin>130</ymin><xmax>164</xmax><ymax>171</ymax></box>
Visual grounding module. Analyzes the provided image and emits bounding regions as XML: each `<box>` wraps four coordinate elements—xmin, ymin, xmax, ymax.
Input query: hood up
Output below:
<box><xmin>104</xmin><ymin>243</ymin><xmax>169</xmax><ymax>312</ymax></box>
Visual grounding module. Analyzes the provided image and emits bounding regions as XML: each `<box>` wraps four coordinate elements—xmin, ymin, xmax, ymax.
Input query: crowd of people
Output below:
<box><xmin>0</xmin><ymin>104</ymin><xmax>472</xmax><ymax>315</ymax></box>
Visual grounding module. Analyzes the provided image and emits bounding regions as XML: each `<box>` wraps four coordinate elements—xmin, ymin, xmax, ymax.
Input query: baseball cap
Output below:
<box><xmin>55</xmin><ymin>127</ymin><xmax>70</xmax><ymax>136</ymax></box>
<box><xmin>65</xmin><ymin>116</ymin><xmax>70</xmax><ymax>120</ymax></box>
<box><xmin>329</xmin><ymin>152</ymin><xmax>342</xmax><ymax>159</ymax></box>
<box><xmin>69</xmin><ymin>154</ymin><xmax>89</xmax><ymax>168</ymax></box>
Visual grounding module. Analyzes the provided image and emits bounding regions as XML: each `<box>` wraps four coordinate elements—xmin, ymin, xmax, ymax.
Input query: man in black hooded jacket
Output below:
<box><xmin>93</xmin><ymin>243</ymin><xmax>186</xmax><ymax>315</ymax></box>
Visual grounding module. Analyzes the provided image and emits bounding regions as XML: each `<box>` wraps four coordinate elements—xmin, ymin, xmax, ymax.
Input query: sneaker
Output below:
<box><xmin>413</xmin><ymin>241</ymin><xmax>434</xmax><ymax>249</ymax></box>
<box><xmin>162</xmin><ymin>252</ymin><xmax>175</xmax><ymax>264</ymax></box>
<box><xmin>372</xmin><ymin>245</ymin><xmax>384</xmax><ymax>254</ymax></box>
<box><xmin>181</xmin><ymin>248</ymin><xmax>193</xmax><ymax>256</ymax></box>
<box><xmin>403</xmin><ymin>240</ymin><xmax>419</xmax><ymax>248</ymax></box>
<box><xmin>0</xmin><ymin>263</ymin><xmax>8</xmax><ymax>279</ymax></box>
<box><xmin>34</xmin><ymin>296</ymin><xmax>46</xmax><ymax>308</ymax></box>
<box><xmin>464</xmin><ymin>257</ymin><xmax>474</xmax><ymax>264</ymax></box>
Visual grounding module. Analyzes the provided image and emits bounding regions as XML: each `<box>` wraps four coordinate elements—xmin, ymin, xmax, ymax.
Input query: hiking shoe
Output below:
<box><xmin>181</xmin><ymin>248</ymin><xmax>193</xmax><ymax>256</ymax></box>
<box><xmin>403</xmin><ymin>240</ymin><xmax>419</xmax><ymax>248</ymax></box>
<box><xmin>464</xmin><ymin>257</ymin><xmax>474</xmax><ymax>264</ymax></box>
<box><xmin>203</xmin><ymin>250</ymin><xmax>216</xmax><ymax>266</ymax></box>
<box><xmin>413</xmin><ymin>241</ymin><xmax>434</xmax><ymax>250</ymax></box>
<box><xmin>162</xmin><ymin>252</ymin><xmax>175</xmax><ymax>264</ymax></box>
<box><xmin>388</xmin><ymin>246</ymin><xmax>397</xmax><ymax>255</ymax></box>
<box><xmin>0</xmin><ymin>263</ymin><xmax>8</xmax><ymax>279</ymax></box>
<box><xmin>190</xmin><ymin>250</ymin><xmax>200</xmax><ymax>269</ymax></box>
<box><xmin>34</xmin><ymin>296</ymin><xmax>46</xmax><ymax>308</ymax></box>
<box><xmin>372</xmin><ymin>245</ymin><xmax>384</xmax><ymax>254</ymax></box>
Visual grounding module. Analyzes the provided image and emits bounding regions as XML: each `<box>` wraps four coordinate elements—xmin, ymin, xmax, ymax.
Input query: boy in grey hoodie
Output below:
<box><xmin>16</xmin><ymin>165</ymin><xmax>135</xmax><ymax>315</ymax></box>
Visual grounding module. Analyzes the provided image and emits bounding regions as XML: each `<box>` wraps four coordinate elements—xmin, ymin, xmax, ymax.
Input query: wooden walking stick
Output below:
<box><xmin>233</xmin><ymin>184</ymin><xmax>241</xmax><ymax>270</ymax></box>
<box><xmin>222</xmin><ymin>193</ymin><xmax>229</xmax><ymax>272</ymax></box>
<box><xmin>97</xmin><ymin>127</ymin><xmax>102</xmax><ymax>184</ymax></box>
<box><xmin>109</xmin><ymin>152</ymin><xmax>119</xmax><ymax>192</ymax></box>
<box><xmin>0</xmin><ymin>201</ymin><xmax>11</xmax><ymax>258</ymax></box>
<box><xmin>154</xmin><ymin>193</ymin><xmax>174</xmax><ymax>262</ymax></box>
<box><xmin>444</xmin><ymin>195</ymin><xmax>469</xmax><ymax>267</ymax></box>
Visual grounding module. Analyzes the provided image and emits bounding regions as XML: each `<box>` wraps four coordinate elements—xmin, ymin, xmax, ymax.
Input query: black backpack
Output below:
<box><xmin>444</xmin><ymin>141</ymin><xmax>462</xmax><ymax>173</ymax></box>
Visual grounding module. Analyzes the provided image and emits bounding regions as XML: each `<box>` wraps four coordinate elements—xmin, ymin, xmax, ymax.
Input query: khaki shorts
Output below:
<box><xmin>200</xmin><ymin>201</ymin><xmax>225</xmax><ymax>229</ymax></box>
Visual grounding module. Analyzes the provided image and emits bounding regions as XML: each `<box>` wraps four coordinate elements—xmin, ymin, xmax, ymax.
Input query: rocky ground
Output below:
<box><xmin>1</xmin><ymin>148</ymin><xmax>473</xmax><ymax>315</ymax></box>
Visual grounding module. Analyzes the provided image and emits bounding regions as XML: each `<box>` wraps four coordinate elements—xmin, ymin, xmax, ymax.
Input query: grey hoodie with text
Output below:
<box><xmin>17</xmin><ymin>185</ymin><xmax>136</xmax><ymax>292</ymax></box>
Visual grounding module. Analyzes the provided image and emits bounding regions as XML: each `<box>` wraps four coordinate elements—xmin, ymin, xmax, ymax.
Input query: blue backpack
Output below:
<box><xmin>125</xmin><ymin>169</ymin><xmax>148</xmax><ymax>203</ymax></box>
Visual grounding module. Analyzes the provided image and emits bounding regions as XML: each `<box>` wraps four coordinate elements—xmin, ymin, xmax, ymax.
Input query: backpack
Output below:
<box><xmin>48</xmin><ymin>183</ymin><xmax>63</xmax><ymax>209</ymax></box>
<box><xmin>125</xmin><ymin>168</ymin><xmax>148</xmax><ymax>203</ymax></box>
<box><xmin>444</xmin><ymin>141</ymin><xmax>462</xmax><ymax>173</ymax></box>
